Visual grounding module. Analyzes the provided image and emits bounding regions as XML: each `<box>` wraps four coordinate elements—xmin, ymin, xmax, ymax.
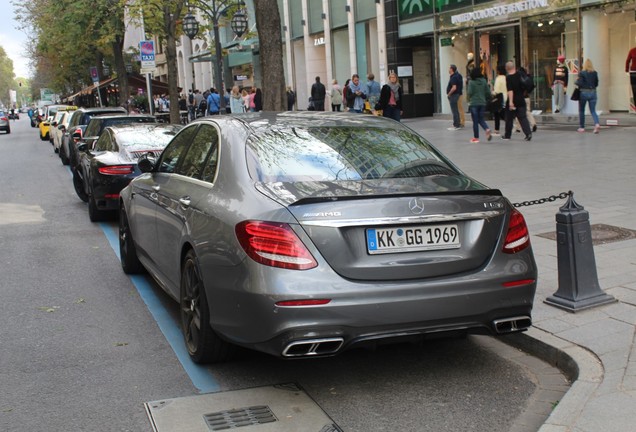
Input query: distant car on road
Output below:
<box><xmin>75</xmin><ymin>123</ymin><xmax>181</xmax><ymax>221</ymax></box>
<box><xmin>59</xmin><ymin>107</ymin><xmax>128</xmax><ymax>166</ymax></box>
<box><xmin>0</xmin><ymin>111</ymin><xmax>10</xmax><ymax>134</ymax></box>
<box><xmin>119</xmin><ymin>112</ymin><xmax>537</xmax><ymax>364</ymax></box>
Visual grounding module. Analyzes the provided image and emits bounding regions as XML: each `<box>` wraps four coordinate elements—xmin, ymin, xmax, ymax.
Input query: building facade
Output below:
<box><xmin>394</xmin><ymin>0</ymin><xmax>636</xmax><ymax>116</ymax></box>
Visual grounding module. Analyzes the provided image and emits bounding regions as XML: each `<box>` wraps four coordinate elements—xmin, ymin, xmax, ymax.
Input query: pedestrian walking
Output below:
<box><xmin>552</xmin><ymin>55</ymin><xmax>568</xmax><ymax>113</ymax></box>
<box><xmin>346</xmin><ymin>74</ymin><xmax>367</xmax><ymax>113</ymax></box>
<box><xmin>514</xmin><ymin>67</ymin><xmax>538</xmax><ymax>134</ymax></box>
<box><xmin>187</xmin><ymin>89</ymin><xmax>196</xmax><ymax>121</ymax></box>
<box><xmin>229</xmin><ymin>86</ymin><xmax>245</xmax><ymax>113</ymax></box>
<box><xmin>446</xmin><ymin>64</ymin><xmax>463</xmax><ymax>130</ymax></box>
<box><xmin>467</xmin><ymin>68</ymin><xmax>492</xmax><ymax>143</ymax></box>
<box><xmin>576</xmin><ymin>59</ymin><xmax>601</xmax><ymax>134</ymax></box>
<box><xmin>310</xmin><ymin>77</ymin><xmax>326</xmax><ymax>111</ymax></box>
<box><xmin>330</xmin><ymin>80</ymin><xmax>343</xmax><ymax>111</ymax></box>
<box><xmin>286</xmin><ymin>86</ymin><xmax>296</xmax><ymax>111</ymax></box>
<box><xmin>503</xmin><ymin>61</ymin><xmax>532</xmax><ymax>141</ymax></box>
<box><xmin>242</xmin><ymin>89</ymin><xmax>250</xmax><ymax>112</ymax></box>
<box><xmin>342</xmin><ymin>79</ymin><xmax>350</xmax><ymax>106</ymax></box>
<box><xmin>491</xmin><ymin>65</ymin><xmax>507</xmax><ymax>135</ymax></box>
<box><xmin>253</xmin><ymin>87</ymin><xmax>263</xmax><ymax>112</ymax></box>
<box><xmin>377</xmin><ymin>72</ymin><xmax>403</xmax><ymax>121</ymax></box>
<box><xmin>207</xmin><ymin>88</ymin><xmax>221</xmax><ymax>115</ymax></box>
<box><xmin>365</xmin><ymin>73</ymin><xmax>381</xmax><ymax>114</ymax></box>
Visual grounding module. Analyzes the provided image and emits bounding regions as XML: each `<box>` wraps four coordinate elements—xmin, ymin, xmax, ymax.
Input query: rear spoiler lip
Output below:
<box><xmin>287</xmin><ymin>188</ymin><xmax>503</xmax><ymax>207</ymax></box>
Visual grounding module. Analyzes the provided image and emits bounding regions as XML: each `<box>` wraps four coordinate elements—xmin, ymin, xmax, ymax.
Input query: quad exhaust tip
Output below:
<box><xmin>282</xmin><ymin>338</ymin><xmax>344</xmax><ymax>357</ymax></box>
<box><xmin>493</xmin><ymin>316</ymin><xmax>532</xmax><ymax>334</ymax></box>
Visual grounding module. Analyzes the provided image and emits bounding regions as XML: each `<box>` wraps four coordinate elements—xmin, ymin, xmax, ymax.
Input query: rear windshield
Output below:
<box><xmin>86</xmin><ymin>117</ymin><xmax>156</xmax><ymax>136</ymax></box>
<box><xmin>247</xmin><ymin>126</ymin><xmax>459</xmax><ymax>183</ymax></box>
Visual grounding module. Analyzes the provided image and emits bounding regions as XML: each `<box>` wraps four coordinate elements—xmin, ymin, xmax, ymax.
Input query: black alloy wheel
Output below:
<box><xmin>119</xmin><ymin>206</ymin><xmax>144</xmax><ymax>274</ymax></box>
<box><xmin>180</xmin><ymin>250</ymin><xmax>234</xmax><ymax>364</ymax></box>
<box><xmin>72</xmin><ymin>170</ymin><xmax>89</xmax><ymax>202</ymax></box>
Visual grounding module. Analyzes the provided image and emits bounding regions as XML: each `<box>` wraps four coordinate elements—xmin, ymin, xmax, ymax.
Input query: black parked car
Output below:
<box><xmin>75</xmin><ymin>123</ymin><xmax>182</xmax><ymax>222</ymax></box>
<box><xmin>59</xmin><ymin>107</ymin><xmax>128</xmax><ymax>166</ymax></box>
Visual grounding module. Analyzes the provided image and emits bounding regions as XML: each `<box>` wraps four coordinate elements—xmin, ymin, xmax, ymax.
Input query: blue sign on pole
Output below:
<box><xmin>139</xmin><ymin>40</ymin><xmax>156</xmax><ymax>71</ymax></box>
<box><xmin>89</xmin><ymin>66</ymin><xmax>100</xmax><ymax>83</ymax></box>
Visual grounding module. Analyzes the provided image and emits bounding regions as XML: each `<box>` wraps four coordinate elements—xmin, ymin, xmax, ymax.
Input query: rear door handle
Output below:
<box><xmin>152</xmin><ymin>185</ymin><xmax>160</xmax><ymax>191</ymax></box>
<box><xmin>179</xmin><ymin>196</ymin><xmax>191</xmax><ymax>208</ymax></box>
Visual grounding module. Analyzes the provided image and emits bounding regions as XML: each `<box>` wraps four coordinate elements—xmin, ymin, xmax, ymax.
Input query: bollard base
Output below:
<box><xmin>544</xmin><ymin>292</ymin><xmax>616</xmax><ymax>313</ymax></box>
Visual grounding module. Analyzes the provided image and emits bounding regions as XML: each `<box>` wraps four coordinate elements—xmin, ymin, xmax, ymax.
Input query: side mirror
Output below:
<box><xmin>77</xmin><ymin>142</ymin><xmax>88</xmax><ymax>152</ymax></box>
<box><xmin>72</xmin><ymin>131</ymin><xmax>82</xmax><ymax>140</ymax></box>
<box><xmin>138</xmin><ymin>155</ymin><xmax>156</xmax><ymax>173</ymax></box>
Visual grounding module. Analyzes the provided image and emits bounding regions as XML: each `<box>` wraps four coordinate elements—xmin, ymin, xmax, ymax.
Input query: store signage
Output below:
<box><xmin>440</xmin><ymin>37</ymin><xmax>453</xmax><ymax>47</ymax></box>
<box><xmin>451</xmin><ymin>0</ymin><xmax>549</xmax><ymax>24</ymax></box>
<box><xmin>234</xmin><ymin>75</ymin><xmax>248</xmax><ymax>81</ymax></box>
<box><xmin>314</xmin><ymin>37</ymin><xmax>325</xmax><ymax>46</ymax></box>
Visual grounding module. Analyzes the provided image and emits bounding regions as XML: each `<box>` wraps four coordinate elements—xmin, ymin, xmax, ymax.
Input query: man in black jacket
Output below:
<box><xmin>311</xmin><ymin>77</ymin><xmax>326</xmax><ymax>111</ymax></box>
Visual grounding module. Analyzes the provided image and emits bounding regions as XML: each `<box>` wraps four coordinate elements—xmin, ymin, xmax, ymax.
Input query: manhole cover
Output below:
<box><xmin>145</xmin><ymin>384</ymin><xmax>342</xmax><ymax>432</ymax></box>
<box><xmin>537</xmin><ymin>224</ymin><xmax>636</xmax><ymax>246</ymax></box>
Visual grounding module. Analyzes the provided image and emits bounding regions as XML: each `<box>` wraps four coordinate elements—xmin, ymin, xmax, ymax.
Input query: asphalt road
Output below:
<box><xmin>0</xmin><ymin>116</ymin><xmax>549</xmax><ymax>432</ymax></box>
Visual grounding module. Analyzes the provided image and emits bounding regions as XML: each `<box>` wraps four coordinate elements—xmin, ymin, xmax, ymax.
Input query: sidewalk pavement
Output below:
<box><xmin>403</xmin><ymin>116</ymin><xmax>636</xmax><ymax>432</ymax></box>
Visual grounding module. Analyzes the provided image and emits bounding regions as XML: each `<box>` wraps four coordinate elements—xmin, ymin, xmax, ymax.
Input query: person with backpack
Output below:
<box><xmin>207</xmin><ymin>88</ymin><xmax>221</xmax><ymax>115</ymax></box>
<box><xmin>467</xmin><ymin>68</ymin><xmax>492</xmax><ymax>143</ymax></box>
<box><xmin>514</xmin><ymin>66</ymin><xmax>538</xmax><ymax>134</ymax></box>
<box><xmin>187</xmin><ymin>89</ymin><xmax>195</xmax><ymax>121</ymax></box>
<box><xmin>503</xmin><ymin>61</ymin><xmax>532</xmax><ymax>141</ymax></box>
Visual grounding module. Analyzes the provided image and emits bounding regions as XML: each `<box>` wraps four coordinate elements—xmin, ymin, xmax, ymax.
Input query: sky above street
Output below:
<box><xmin>0</xmin><ymin>0</ymin><xmax>30</xmax><ymax>78</ymax></box>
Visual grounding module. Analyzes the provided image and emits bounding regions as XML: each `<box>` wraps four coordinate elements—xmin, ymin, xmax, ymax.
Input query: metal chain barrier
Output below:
<box><xmin>512</xmin><ymin>191</ymin><xmax>571</xmax><ymax>208</ymax></box>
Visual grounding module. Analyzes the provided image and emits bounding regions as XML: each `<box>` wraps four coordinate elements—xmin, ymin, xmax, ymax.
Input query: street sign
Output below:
<box><xmin>89</xmin><ymin>66</ymin><xmax>100</xmax><ymax>83</ymax></box>
<box><xmin>140</xmin><ymin>40</ymin><xmax>156</xmax><ymax>70</ymax></box>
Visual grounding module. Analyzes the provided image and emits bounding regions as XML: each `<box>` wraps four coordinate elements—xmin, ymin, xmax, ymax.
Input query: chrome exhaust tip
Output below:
<box><xmin>282</xmin><ymin>338</ymin><xmax>344</xmax><ymax>357</ymax></box>
<box><xmin>493</xmin><ymin>316</ymin><xmax>532</xmax><ymax>334</ymax></box>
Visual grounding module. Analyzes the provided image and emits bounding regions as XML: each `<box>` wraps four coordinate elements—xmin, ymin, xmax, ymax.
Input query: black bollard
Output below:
<box><xmin>544</xmin><ymin>192</ymin><xmax>616</xmax><ymax>313</ymax></box>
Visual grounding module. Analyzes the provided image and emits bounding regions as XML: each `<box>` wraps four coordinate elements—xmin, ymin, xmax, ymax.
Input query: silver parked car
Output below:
<box><xmin>119</xmin><ymin>112</ymin><xmax>537</xmax><ymax>363</ymax></box>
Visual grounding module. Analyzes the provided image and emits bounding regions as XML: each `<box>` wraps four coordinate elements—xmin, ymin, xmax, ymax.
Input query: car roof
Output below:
<box><xmin>76</xmin><ymin>107</ymin><xmax>128</xmax><ymax>113</ymax></box>
<box><xmin>88</xmin><ymin>114</ymin><xmax>154</xmax><ymax>122</ymax></box>
<box><xmin>107</xmin><ymin>123</ymin><xmax>182</xmax><ymax>135</ymax></box>
<box><xmin>191</xmin><ymin>111</ymin><xmax>403</xmax><ymax>135</ymax></box>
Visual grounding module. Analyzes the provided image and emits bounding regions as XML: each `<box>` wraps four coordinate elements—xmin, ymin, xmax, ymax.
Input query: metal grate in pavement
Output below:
<box><xmin>203</xmin><ymin>405</ymin><xmax>277</xmax><ymax>430</ymax></box>
<box><xmin>537</xmin><ymin>223</ymin><xmax>636</xmax><ymax>246</ymax></box>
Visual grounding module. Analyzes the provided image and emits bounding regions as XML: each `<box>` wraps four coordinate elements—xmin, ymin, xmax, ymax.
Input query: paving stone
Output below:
<box><xmin>556</xmin><ymin>318</ymin><xmax>633</xmax><ymax>344</ymax></box>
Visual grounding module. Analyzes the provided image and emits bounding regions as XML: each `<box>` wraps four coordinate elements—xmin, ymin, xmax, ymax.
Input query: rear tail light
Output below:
<box><xmin>276</xmin><ymin>299</ymin><xmax>331</xmax><ymax>307</ymax></box>
<box><xmin>502</xmin><ymin>279</ymin><xmax>535</xmax><ymax>288</ymax></box>
<box><xmin>1</xmin><ymin>117</ymin><xmax>7</xmax><ymax>121</ymax></box>
<box><xmin>98</xmin><ymin>165</ymin><xmax>134</xmax><ymax>175</ymax></box>
<box><xmin>503</xmin><ymin>208</ymin><xmax>530</xmax><ymax>254</ymax></box>
<box><xmin>235</xmin><ymin>221</ymin><xmax>318</xmax><ymax>270</ymax></box>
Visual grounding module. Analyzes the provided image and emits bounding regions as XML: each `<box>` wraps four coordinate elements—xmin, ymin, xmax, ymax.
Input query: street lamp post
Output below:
<box><xmin>182</xmin><ymin>1</ymin><xmax>247</xmax><ymax>111</ymax></box>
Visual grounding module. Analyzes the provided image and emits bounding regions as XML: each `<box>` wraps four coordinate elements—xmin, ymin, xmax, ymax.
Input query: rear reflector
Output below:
<box><xmin>235</xmin><ymin>221</ymin><xmax>318</xmax><ymax>270</ymax></box>
<box><xmin>275</xmin><ymin>299</ymin><xmax>331</xmax><ymax>307</ymax></box>
<box><xmin>104</xmin><ymin>193</ymin><xmax>120</xmax><ymax>199</ymax></box>
<box><xmin>503</xmin><ymin>208</ymin><xmax>530</xmax><ymax>254</ymax></box>
<box><xmin>502</xmin><ymin>279</ymin><xmax>535</xmax><ymax>288</ymax></box>
<box><xmin>98</xmin><ymin>165</ymin><xmax>134</xmax><ymax>175</ymax></box>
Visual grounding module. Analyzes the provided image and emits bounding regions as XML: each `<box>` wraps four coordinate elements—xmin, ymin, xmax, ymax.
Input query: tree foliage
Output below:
<box><xmin>0</xmin><ymin>46</ymin><xmax>16</xmax><ymax>107</ymax></box>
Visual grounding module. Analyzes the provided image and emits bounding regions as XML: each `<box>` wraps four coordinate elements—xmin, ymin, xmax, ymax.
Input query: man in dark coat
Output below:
<box><xmin>311</xmin><ymin>76</ymin><xmax>326</xmax><ymax>111</ymax></box>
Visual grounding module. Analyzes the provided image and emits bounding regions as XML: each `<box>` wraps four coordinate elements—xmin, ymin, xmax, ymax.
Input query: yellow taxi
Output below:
<box><xmin>39</xmin><ymin>105</ymin><xmax>77</xmax><ymax>141</ymax></box>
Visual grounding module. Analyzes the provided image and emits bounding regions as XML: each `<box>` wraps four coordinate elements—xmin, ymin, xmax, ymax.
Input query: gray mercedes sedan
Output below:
<box><xmin>119</xmin><ymin>112</ymin><xmax>536</xmax><ymax>363</ymax></box>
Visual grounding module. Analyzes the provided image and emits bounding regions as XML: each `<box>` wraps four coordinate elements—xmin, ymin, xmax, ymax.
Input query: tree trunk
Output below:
<box><xmin>254</xmin><ymin>0</ymin><xmax>286</xmax><ymax>111</ymax></box>
<box><xmin>164</xmin><ymin>2</ymin><xmax>185</xmax><ymax>124</ymax></box>
<box><xmin>112</xmin><ymin>36</ymin><xmax>130</xmax><ymax>110</ymax></box>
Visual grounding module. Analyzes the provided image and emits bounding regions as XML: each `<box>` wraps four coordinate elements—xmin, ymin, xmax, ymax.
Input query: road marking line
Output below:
<box><xmin>97</xmin><ymin>215</ymin><xmax>220</xmax><ymax>393</ymax></box>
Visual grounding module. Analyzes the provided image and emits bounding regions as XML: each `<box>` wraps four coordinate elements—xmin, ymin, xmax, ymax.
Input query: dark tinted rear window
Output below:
<box><xmin>86</xmin><ymin>117</ymin><xmax>156</xmax><ymax>136</ymax></box>
<box><xmin>247</xmin><ymin>126</ymin><xmax>458</xmax><ymax>183</ymax></box>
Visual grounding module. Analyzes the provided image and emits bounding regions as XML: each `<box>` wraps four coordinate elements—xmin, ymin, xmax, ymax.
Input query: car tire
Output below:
<box><xmin>119</xmin><ymin>206</ymin><xmax>144</xmax><ymax>274</ymax></box>
<box><xmin>60</xmin><ymin>146</ymin><xmax>70</xmax><ymax>165</ymax></box>
<box><xmin>88</xmin><ymin>195</ymin><xmax>105</xmax><ymax>222</ymax></box>
<box><xmin>180</xmin><ymin>249</ymin><xmax>235</xmax><ymax>364</ymax></box>
<box><xmin>72</xmin><ymin>170</ymin><xmax>89</xmax><ymax>203</ymax></box>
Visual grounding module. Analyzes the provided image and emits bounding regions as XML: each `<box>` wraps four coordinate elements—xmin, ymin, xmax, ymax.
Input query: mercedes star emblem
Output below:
<box><xmin>408</xmin><ymin>198</ymin><xmax>425</xmax><ymax>215</ymax></box>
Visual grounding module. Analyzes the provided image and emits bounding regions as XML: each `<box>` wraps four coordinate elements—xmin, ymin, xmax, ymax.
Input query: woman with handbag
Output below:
<box><xmin>491</xmin><ymin>65</ymin><xmax>507</xmax><ymax>135</ymax></box>
<box><xmin>575</xmin><ymin>59</ymin><xmax>600</xmax><ymax>134</ymax></box>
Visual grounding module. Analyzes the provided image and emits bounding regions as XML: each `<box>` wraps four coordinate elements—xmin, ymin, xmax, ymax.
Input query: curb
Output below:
<box><xmin>502</xmin><ymin>327</ymin><xmax>604</xmax><ymax>431</ymax></box>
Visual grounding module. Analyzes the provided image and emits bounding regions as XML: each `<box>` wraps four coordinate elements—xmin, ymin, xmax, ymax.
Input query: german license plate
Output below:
<box><xmin>366</xmin><ymin>224</ymin><xmax>460</xmax><ymax>255</ymax></box>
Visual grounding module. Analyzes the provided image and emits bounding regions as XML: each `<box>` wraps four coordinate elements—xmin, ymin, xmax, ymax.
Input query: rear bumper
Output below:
<box><xmin>203</xmin><ymin>250</ymin><xmax>537</xmax><ymax>358</ymax></box>
<box><xmin>93</xmin><ymin>178</ymin><xmax>135</xmax><ymax>210</ymax></box>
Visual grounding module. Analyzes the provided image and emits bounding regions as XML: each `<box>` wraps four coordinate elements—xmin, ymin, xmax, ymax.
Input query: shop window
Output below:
<box><xmin>356</xmin><ymin>0</ymin><xmax>377</xmax><ymax>22</ymax></box>
<box><xmin>290</xmin><ymin>0</ymin><xmax>303</xmax><ymax>39</ymax></box>
<box><xmin>308</xmin><ymin>0</ymin><xmax>324</xmax><ymax>34</ymax></box>
<box><xmin>330</xmin><ymin>0</ymin><xmax>348</xmax><ymax>29</ymax></box>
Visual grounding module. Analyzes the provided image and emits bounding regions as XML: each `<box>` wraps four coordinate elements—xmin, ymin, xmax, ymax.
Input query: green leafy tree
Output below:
<box><xmin>0</xmin><ymin>46</ymin><xmax>16</xmax><ymax>107</ymax></box>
